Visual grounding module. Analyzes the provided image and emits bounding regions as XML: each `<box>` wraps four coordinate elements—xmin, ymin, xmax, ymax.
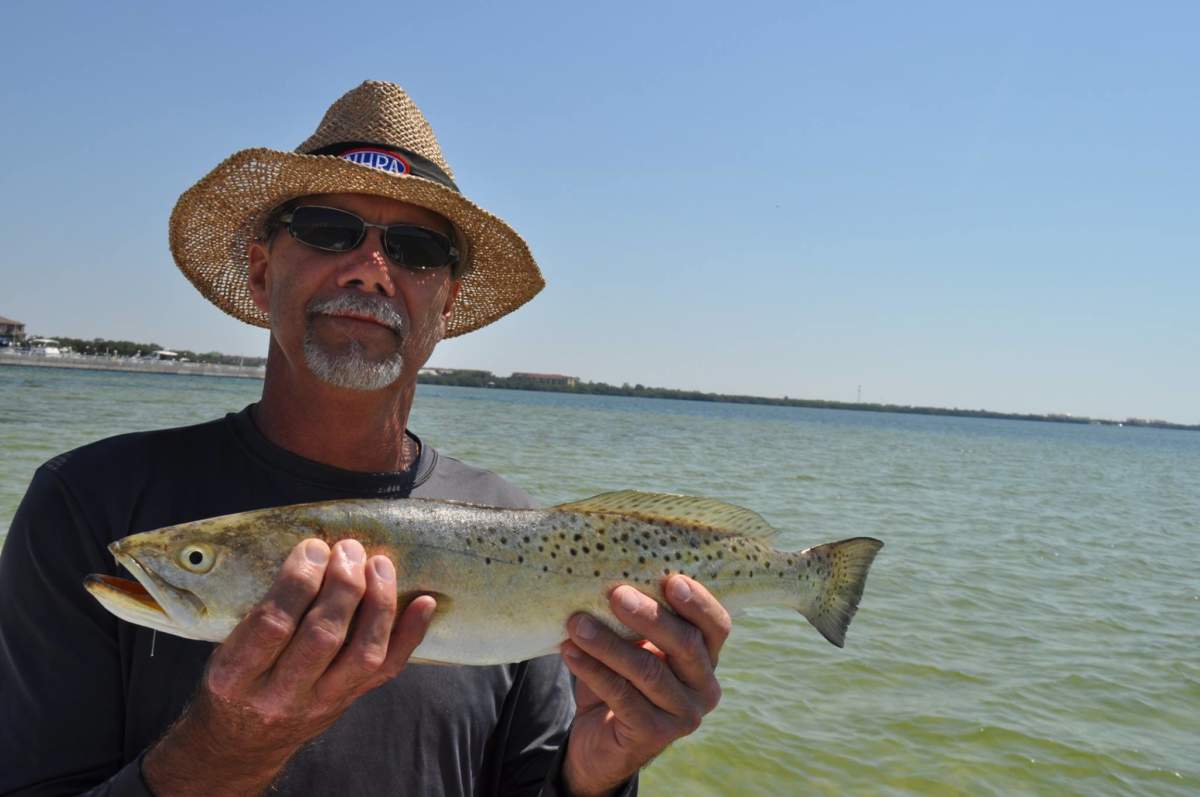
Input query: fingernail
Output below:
<box><xmin>618</xmin><ymin>588</ymin><xmax>641</xmax><ymax>613</ymax></box>
<box><xmin>419</xmin><ymin>599</ymin><xmax>436</xmax><ymax>623</ymax></box>
<box><xmin>372</xmin><ymin>557</ymin><xmax>395</xmax><ymax>582</ymax></box>
<box><xmin>304</xmin><ymin>541</ymin><xmax>329</xmax><ymax>565</ymax></box>
<box><xmin>669</xmin><ymin>577</ymin><xmax>692</xmax><ymax>603</ymax></box>
<box><xmin>343</xmin><ymin>541</ymin><xmax>365</xmax><ymax>565</ymax></box>
<box><xmin>576</xmin><ymin>615</ymin><xmax>598</xmax><ymax>640</ymax></box>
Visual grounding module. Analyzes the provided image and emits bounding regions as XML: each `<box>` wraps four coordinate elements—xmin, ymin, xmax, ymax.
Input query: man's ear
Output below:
<box><xmin>441</xmin><ymin>279</ymin><xmax>461</xmax><ymax>322</ymax></box>
<box><xmin>247</xmin><ymin>241</ymin><xmax>271</xmax><ymax>315</ymax></box>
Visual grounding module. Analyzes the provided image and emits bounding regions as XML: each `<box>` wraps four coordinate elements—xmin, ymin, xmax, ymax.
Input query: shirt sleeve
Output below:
<box><xmin>484</xmin><ymin>655</ymin><xmax>637</xmax><ymax>797</ymax></box>
<box><xmin>0</xmin><ymin>467</ymin><xmax>153</xmax><ymax>796</ymax></box>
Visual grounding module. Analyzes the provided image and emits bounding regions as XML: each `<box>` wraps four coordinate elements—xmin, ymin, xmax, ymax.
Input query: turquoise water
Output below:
<box><xmin>2</xmin><ymin>365</ymin><xmax>1197</xmax><ymax>795</ymax></box>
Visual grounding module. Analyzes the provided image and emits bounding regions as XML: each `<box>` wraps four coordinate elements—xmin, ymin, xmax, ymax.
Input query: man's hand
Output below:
<box><xmin>144</xmin><ymin>538</ymin><xmax>434</xmax><ymax>796</ymax></box>
<box><xmin>560</xmin><ymin>574</ymin><xmax>731</xmax><ymax>797</ymax></box>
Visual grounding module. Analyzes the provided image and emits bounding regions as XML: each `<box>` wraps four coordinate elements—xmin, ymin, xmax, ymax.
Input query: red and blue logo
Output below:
<box><xmin>339</xmin><ymin>147</ymin><xmax>411</xmax><ymax>175</ymax></box>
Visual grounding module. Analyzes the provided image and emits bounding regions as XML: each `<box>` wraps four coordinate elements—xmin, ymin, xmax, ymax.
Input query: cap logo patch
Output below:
<box><xmin>339</xmin><ymin>147</ymin><xmax>410</xmax><ymax>175</ymax></box>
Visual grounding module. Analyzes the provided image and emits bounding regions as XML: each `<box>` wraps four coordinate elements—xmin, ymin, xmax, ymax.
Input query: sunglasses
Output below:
<box><xmin>277</xmin><ymin>205</ymin><xmax>460</xmax><ymax>272</ymax></box>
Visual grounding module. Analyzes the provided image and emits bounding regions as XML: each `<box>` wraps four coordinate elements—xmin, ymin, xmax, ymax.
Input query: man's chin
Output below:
<box><xmin>302</xmin><ymin>341</ymin><xmax>405</xmax><ymax>391</ymax></box>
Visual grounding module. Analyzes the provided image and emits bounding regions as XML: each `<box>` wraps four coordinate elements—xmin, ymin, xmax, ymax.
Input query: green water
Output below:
<box><xmin>2</xmin><ymin>365</ymin><xmax>1196</xmax><ymax>796</ymax></box>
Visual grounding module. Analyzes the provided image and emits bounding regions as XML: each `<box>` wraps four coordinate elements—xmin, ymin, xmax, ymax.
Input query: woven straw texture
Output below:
<box><xmin>169</xmin><ymin>81</ymin><xmax>543</xmax><ymax>337</ymax></box>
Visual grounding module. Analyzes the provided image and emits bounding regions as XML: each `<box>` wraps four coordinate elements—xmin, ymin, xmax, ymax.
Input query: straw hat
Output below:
<box><xmin>169</xmin><ymin>80</ymin><xmax>544</xmax><ymax>337</ymax></box>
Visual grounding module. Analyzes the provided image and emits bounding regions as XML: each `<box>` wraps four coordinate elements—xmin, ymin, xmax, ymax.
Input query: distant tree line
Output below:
<box><xmin>417</xmin><ymin>372</ymin><xmax>1200</xmax><ymax>432</ymax></box>
<box><xmin>45</xmin><ymin>336</ymin><xmax>267</xmax><ymax>367</ymax></box>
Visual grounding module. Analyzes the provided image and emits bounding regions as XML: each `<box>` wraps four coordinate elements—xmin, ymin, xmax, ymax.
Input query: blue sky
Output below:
<box><xmin>1</xmin><ymin>1</ymin><xmax>1196</xmax><ymax>423</ymax></box>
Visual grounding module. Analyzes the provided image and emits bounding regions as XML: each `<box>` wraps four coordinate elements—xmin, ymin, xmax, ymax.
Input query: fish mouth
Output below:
<box><xmin>84</xmin><ymin>573</ymin><xmax>163</xmax><ymax>613</ymax></box>
<box><xmin>84</xmin><ymin>546</ymin><xmax>210</xmax><ymax>640</ymax></box>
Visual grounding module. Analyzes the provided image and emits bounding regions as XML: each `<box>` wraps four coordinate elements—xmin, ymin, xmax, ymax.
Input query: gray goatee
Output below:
<box><xmin>303</xmin><ymin>294</ymin><xmax>407</xmax><ymax>391</ymax></box>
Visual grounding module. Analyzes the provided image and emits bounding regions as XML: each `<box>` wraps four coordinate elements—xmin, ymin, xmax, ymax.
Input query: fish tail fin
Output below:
<box><xmin>800</xmin><ymin>537</ymin><xmax>883</xmax><ymax>648</ymax></box>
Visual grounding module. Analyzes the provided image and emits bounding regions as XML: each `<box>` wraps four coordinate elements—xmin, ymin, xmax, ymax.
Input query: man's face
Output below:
<box><xmin>247</xmin><ymin>193</ymin><xmax>460</xmax><ymax>391</ymax></box>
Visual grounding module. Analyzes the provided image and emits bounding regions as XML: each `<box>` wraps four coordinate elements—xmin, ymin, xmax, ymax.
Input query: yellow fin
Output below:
<box><xmin>552</xmin><ymin>490</ymin><xmax>776</xmax><ymax>537</ymax></box>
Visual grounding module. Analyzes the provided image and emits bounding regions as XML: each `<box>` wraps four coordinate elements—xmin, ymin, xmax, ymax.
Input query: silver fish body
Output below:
<box><xmin>86</xmin><ymin>491</ymin><xmax>883</xmax><ymax>665</ymax></box>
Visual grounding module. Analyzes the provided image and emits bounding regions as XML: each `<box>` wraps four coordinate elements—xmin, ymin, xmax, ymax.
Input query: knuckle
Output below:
<box><xmin>634</xmin><ymin>651</ymin><xmax>668</xmax><ymax>688</ymax></box>
<box><xmin>299</xmin><ymin>619</ymin><xmax>346</xmax><ymax>656</ymax></box>
<box><xmin>325</xmin><ymin>561</ymin><xmax>366</xmax><ymax>592</ymax></box>
<box><xmin>703</xmin><ymin>680</ymin><xmax>723</xmax><ymax>713</ymax></box>
<box><xmin>679</xmin><ymin>624</ymin><xmax>707</xmax><ymax>660</ymax></box>
<box><xmin>679</xmin><ymin>706</ymin><xmax>703</xmax><ymax>735</ymax></box>
<box><xmin>603</xmin><ymin>670</ymin><xmax>636</xmax><ymax>706</ymax></box>
<box><xmin>649</xmin><ymin>713</ymin><xmax>679</xmax><ymax>743</ymax></box>
<box><xmin>356</xmin><ymin>644</ymin><xmax>389</xmax><ymax>672</ymax></box>
<box><xmin>249</xmin><ymin>605</ymin><xmax>296</xmax><ymax>644</ymax></box>
<box><xmin>713</xmin><ymin>611</ymin><xmax>733</xmax><ymax>642</ymax></box>
<box><xmin>203</xmin><ymin>666</ymin><xmax>236</xmax><ymax>701</ymax></box>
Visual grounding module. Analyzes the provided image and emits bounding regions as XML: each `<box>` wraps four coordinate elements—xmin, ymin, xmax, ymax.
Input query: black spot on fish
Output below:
<box><xmin>622</xmin><ymin>571</ymin><xmax>630</xmax><ymax>578</ymax></box>
<box><xmin>663</xmin><ymin>568</ymin><xmax>671</xmax><ymax>575</ymax></box>
<box><xmin>570</xmin><ymin>548</ymin><xmax>577</xmax><ymax>556</ymax></box>
<box><xmin>566</xmin><ymin>567</ymin><xmax>573</xmax><ymax>574</ymax></box>
<box><xmin>543</xmin><ymin>565</ymin><xmax>549</xmax><ymax>572</ymax></box>
<box><xmin>500</xmin><ymin>537</ymin><xmax>507</xmax><ymax>545</ymax></box>
<box><xmin>734</xmin><ymin>569</ymin><xmax>741</xmax><ymax>576</ymax></box>
<box><xmin>574</xmin><ymin>533</ymin><xmax>583</xmax><ymax>542</ymax></box>
<box><xmin>638</xmin><ymin>556</ymin><xmax>646</xmax><ymax>564</ymax></box>
<box><xmin>486</xmin><ymin>558</ymin><xmax>492</xmax><ymax>565</ymax></box>
<box><xmin>593</xmin><ymin>570</ymin><xmax>600</xmax><ymax>577</ymax></box>
<box><xmin>518</xmin><ymin>555</ymin><xmax>524</xmax><ymax>564</ymax></box>
<box><xmin>582</xmin><ymin>546</ymin><xmax>590</xmax><ymax>554</ymax></box>
<box><xmin>523</xmin><ymin>536</ymin><xmax>530</xmax><ymax>543</ymax></box>
<box><xmin>596</xmin><ymin>543</ymin><xmax>605</xmax><ymax>551</ymax></box>
<box><xmin>675</xmin><ymin>552</ymin><xmax>682</xmax><ymax>560</ymax></box>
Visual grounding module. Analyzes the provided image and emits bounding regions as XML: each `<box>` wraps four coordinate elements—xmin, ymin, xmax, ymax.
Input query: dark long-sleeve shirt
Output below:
<box><xmin>0</xmin><ymin>406</ymin><xmax>634</xmax><ymax>796</ymax></box>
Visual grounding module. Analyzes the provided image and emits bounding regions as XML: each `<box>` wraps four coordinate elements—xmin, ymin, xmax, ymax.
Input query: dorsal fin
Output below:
<box><xmin>552</xmin><ymin>491</ymin><xmax>776</xmax><ymax>537</ymax></box>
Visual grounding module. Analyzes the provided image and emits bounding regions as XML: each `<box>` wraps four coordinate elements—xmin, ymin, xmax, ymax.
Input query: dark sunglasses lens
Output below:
<box><xmin>288</xmin><ymin>207</ymin><xmax>363</xmax><ymax>252</ymax></box>
<box><xmin>384</xmin><ymin>227</ymin><xmax>455</xmax><ymax>269</ymax></box>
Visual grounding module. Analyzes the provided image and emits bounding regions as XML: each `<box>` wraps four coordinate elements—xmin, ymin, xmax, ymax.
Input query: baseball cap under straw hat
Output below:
<box><xmin>169</xmin><ymin>80</ymin><xmax>544</xmax><ymax>337</ymax></box>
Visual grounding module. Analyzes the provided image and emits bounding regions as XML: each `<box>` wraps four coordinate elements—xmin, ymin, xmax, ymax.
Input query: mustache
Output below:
<box><xmin>306</xmin><ymin>293</ymin><xmax>407</xmax><ymax>334</ymax></box>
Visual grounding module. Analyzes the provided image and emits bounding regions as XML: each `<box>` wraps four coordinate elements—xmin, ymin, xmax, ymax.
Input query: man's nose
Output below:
<box><xmin>334</xmin><ymin>230</ymin><xmax>395</xmax><ymax>297</ymax></box>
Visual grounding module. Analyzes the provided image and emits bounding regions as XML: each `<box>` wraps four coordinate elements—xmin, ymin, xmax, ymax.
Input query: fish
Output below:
<box><xmin>85</xmin><ymin>491</ymin><xmax>883</xmax><ymax>665</ymax></box>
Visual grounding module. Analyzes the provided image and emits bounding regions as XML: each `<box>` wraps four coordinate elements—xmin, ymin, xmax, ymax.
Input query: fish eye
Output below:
<box><xmin>179</xmin><ymin>544</ymin><xmax>215</xmax><ymax>574</ymax></box>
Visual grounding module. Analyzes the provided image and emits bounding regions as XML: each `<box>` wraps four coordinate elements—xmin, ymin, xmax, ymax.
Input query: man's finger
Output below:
<box><xmin>560</xmin><ymin>639</ymin><xmax>656</xmax><ymax>723</ymax></box>
<box><xmin>206</xmin><ymin>539</ymin><xmax>329</xmax><ymax>696</ymax></box>
<box><xmin>270</xmin><ymin>539</ymin><xmax>368</xmax><ymax>695</ymax></box>
<box><xmin>565</xmin><ymin>613</ymin><xmax>692</xmax><ymax>717</ymax></box>
<box><xmin>607</xmin><ymin>583</ymin><xmax>716</xmax><ymax>694</ymax></box>
<box><xmin>319</xmin><ymin>554</ymin><xmax>399</xmax><ymax>697</ymax></box>
<box><xmin>375</xmin><ymin>594</ymin><xmax>437</xmax><ymax>679</ymax></box>
<box><xmin>661</xmin><ymin>575</ymin><xmax>732</xmax><ymax>666</ymax></box>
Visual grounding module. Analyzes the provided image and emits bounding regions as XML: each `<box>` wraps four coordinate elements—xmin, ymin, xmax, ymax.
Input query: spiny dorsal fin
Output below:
<box><xmin>552</xmin><ymin>491</ymin><xmax>776</xmax><ymax>537</ymax></box>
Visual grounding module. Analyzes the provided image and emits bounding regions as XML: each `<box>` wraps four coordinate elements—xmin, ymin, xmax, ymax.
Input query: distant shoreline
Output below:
<box><xmin>0</xmin><ymin>352</ymin><xmax>264</xmax><ymax>380</ymax></box>
<box><xmin>4</xmin><ymin>353</ymin><xmax>1194</xmax><ymax>432</ymax></box>
<box><xmin>419</xmin><ymin>374</ymin><xmax>1200</xmax><ymax>432</ymax></box>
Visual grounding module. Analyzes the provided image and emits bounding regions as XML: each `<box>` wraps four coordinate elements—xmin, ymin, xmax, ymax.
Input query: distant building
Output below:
<box><xmin>420</xmin><ymin>367</ymin><xmax>495</xmax><ymax>379</ymax></box>
<box><xmin>0</xmin><ymin>315</ymin><xmax>25</xmax><ymax>346</ymax></box>
<box><xmin>510</xmin><ymin>372</ymin><xmax>579</xmax><ymax>387</ymax></box>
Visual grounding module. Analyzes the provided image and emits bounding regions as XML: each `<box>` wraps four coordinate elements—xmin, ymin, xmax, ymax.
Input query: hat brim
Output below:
<box><xmin>169</xmin><ymin>148</ymin><xmax>544</xmax><ymax>338</ymax></box>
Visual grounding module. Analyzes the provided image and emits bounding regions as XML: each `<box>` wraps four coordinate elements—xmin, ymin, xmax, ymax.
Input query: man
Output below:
<box><xmin>0</xmin><ymin>81</ymin><xmax>729</xmax><ymax>796</ymax></box>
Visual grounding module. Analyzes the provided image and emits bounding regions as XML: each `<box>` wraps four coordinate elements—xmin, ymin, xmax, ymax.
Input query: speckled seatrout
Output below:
<box><xmin>85</xmin><ymin>491</ymin><xmax>883</xmax><ymax>665</ymax></box>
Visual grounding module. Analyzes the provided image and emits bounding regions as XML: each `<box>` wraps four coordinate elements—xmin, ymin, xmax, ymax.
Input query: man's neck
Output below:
<box><xmin>253</xmin><ymin>350</ymin><xmax>420</xmax><ymax>474</ymax></box>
